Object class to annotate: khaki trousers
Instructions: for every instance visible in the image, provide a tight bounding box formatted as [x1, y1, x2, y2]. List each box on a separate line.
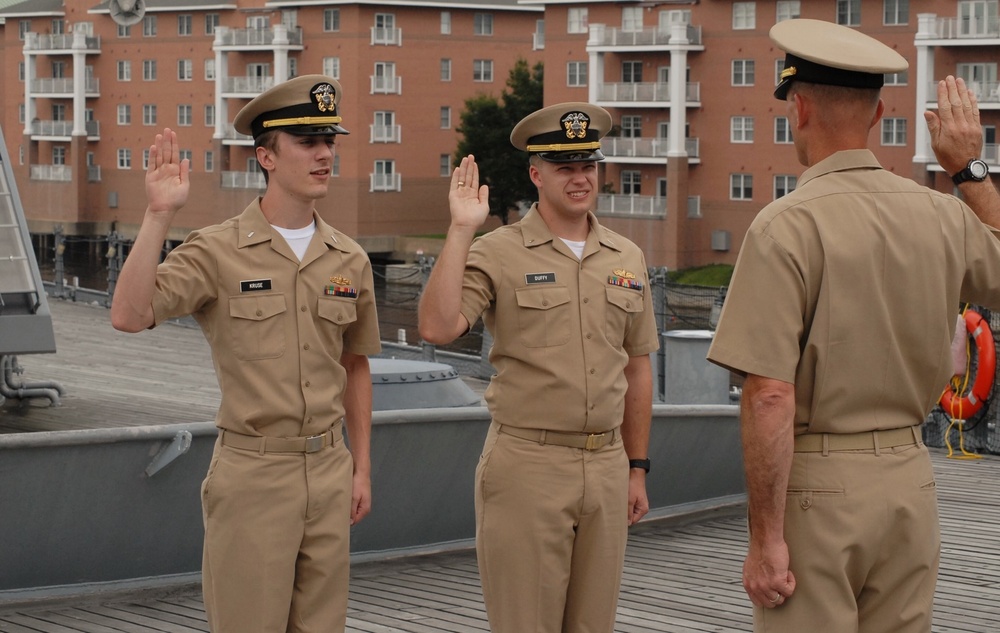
[475, 423, 629, 633]
[756, 443, 940, 633]
[201, 435, 354, 633]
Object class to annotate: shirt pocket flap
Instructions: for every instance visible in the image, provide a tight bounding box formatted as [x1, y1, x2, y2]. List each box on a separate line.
[515, 285, 571, 311]
[229, 294, 287, 321]
[318, 295, 359, 326]
[605, 286, 643, 313]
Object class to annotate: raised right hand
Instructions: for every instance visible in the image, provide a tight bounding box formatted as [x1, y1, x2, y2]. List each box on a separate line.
[145, 128, 190, 216]
[449, 155, 491, 230]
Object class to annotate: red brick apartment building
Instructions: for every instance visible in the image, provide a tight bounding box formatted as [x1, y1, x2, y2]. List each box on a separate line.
[0, 0, 996, 268]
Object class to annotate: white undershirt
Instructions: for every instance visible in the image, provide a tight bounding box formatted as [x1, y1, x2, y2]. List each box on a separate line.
[272, 221, 317, 261]
[560, 237, 586, 260]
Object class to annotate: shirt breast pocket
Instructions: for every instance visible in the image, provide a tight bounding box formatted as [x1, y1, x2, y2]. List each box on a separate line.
[318, 295, 359, 331]
[605, 286, 643, 347]
[228, 293, 287, 360]
[514, 285, 571, 348]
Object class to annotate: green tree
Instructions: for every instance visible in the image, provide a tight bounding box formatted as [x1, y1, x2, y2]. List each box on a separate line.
[455, 59, 543, 225]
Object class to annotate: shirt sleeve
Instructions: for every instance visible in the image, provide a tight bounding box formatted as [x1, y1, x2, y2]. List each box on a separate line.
[343, 255, 382, 356]
[458, 236, 498, 329]
[150, 230, 219, 326]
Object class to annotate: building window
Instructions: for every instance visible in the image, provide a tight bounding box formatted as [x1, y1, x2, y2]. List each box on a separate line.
[731, 116, 754, 143]
[323, 57, 341, 79]
[178, 59, 193, 81]
[324, 9, 340, 32]
[473, 59, 493, 82]
[622, 61, 643, 83]
[774, 117, 793, 143]
[474, 13, 494, 36]
[205, 13, 220, 35]
[18, 62, 24, 82]
[177, 105, 192, 126]
[178, 14, 192, 36]
[884, 71, 908, 86]
[440, 59, 452, 82]
[118, 148, 132, 169]
[143, 14, 157, 36]
[373, 111, 396, 142]
[143, 104, 157, 126]
[51, 103, 66, 121]
[143, 59, 157, 81]
[622, 170, 642, 195]
[204, 59, 215, 80]
[143, 149, 151, 170]
[733, 60, 755, 86]
[373, 62, 398, 93]
[373, 13, 396, 44]
[568, 8, 588, 34]
[883, 0, 908, 25]
[52, 61, 66, 78]
[117, 104, 131, 125]
[440, 154, 451, 177]
[373, 160, 397, 192]
[51, 19, 64, 34]
[622, 7, 643, 32]
[288, 58, 298, 79]
[441, 11, 451, 35]
[18, 104, 25, 124]
[622, 115, 642, 138]
[775, 59, 786, 85]
[179, 150, 193, 168]
[733, 2, 756, 29]
[881, 118, 906, 145]
[440, 106, 451, 129]
[18, 20, 30, 40]
[53, 146, 66, 166]
[117, 60, 131, 81]
[776, 1, 800, 22]
[774, 175, 797, 199]
[205, 151, 214, 172]
[567, 61, 587, 87]
[118, 23, 131, 38]
[837, 0, 861, 26]
[205, 105, 215, 126]
[731, 174, 753, 200]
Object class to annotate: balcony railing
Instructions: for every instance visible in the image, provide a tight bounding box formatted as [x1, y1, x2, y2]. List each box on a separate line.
[370, 172, 401, 192]
[937, 80, 1000, 103]
[596, 194, 666, 218]
[370, 124, 402, 143]
[222, 171, 266, 189]
[590, 25, 702, 47]
[24, 32, 100, 51]
[600, 137, 700, 159]
[30, 77, 100, 95]
[221, 124, 254, 143]
[371, 27, 402, 45]
[596, 82, 700, 103]
[216, 27, 303, 47]
[931, 16, 1000, 39]
[30, 120, 100, 137]
[371, 75, 402, 95]
[30, 164, 72, 181]
[221, 76, 275, 95]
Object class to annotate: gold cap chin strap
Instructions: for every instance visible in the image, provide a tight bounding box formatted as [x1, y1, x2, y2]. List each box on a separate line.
[526, 141, 602, 152]
[263, 115, 342, 128]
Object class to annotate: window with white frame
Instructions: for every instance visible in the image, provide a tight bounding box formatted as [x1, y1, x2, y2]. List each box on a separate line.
[143, 14, 157, 36]
[143, 149, 151, 170]
[18, 62, 24, 82]
[18, 20, 30, 40]
[622, 115, 642, 138]
[568, 8, 588, 34]
[440, 154, 451, 177]
[205, 151, 214, 172]
[323, 57, 340, 79]
[281, 10, 297, 30]
[373, 160, 397, 191]
[733, 60, 755, 86]
[143, 59, 157, 81]
[53, 146, 66, 166]
[837, 0, 861, 26]
[775, 117, 793, 143]
[177, 105, 192, 126]
[205, 105, 215, 126]
[884, 71, 907, 86]
[288, 58, 298, 79]
[441, 11, 451, 35]
[373, 111, 395, 142]
[178, 14, 192, 36]
[774, 175, 797, 199]
[731, 116, 754, 143]
[474, 59, 493, 82]
[441, 59, 452, 82]
[247, 16, 268, 29]
[332, 155, 341, 177]
[881, 118, 906, 145]
[884, 0, 908, 25]
[731, 173, 753, 200]
[118, 24, 131, 38]
[324, 9, 340, 32]
[775, 59, 786, 85]
[117, 104, 131, 125]
[622, 60, 642, 83]
[474, 13, 494, 35]
[622, 7, 643, 31]
[18, 104, 24, 124]
[373, 62, 397, 93]
[117, 60, 131, 81]
[733, 2, 756, 29]
[567, 61, 587, 87]
[179, 150, 192, 167]
[118, 148, 132, 169]
[143, 104, 157, 126]
[51, 19, 64, 34]
[205, 13, 220, 35]
[178, 59, 193, 81]
[776, 1, 800, 22]
[52, 61, 66, 78]
[204, 59, 215, 80]
[657, 178, 667, 198]
[622, 170, 642, 195]
[51, 103, 66, 121]
[374, 13, 396, 43]
[440, 106, 451, 129]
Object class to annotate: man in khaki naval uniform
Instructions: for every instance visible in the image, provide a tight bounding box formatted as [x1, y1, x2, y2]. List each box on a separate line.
[707, 20, 1000, 633]
[111, 75, 381, 632]
[418, 103, 659, 632]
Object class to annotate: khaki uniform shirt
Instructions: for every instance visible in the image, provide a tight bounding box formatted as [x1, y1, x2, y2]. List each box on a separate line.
[150, 198, 381, 438]
[708, 149, 1000, 435]
[460, 204, 659, 433]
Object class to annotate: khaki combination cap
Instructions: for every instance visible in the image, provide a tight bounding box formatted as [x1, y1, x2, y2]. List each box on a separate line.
[234, 74, 349, 138]
[770, 19, 908, 100]
[510, 102, 612, 162]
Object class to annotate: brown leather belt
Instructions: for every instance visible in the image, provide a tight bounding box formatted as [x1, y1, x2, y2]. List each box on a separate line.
[496, 423, 618, 451]
[220, 421, 342, 454]
[793, 426, 921, 453]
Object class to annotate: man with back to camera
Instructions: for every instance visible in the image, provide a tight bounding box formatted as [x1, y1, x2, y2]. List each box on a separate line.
[110, 75, 380, 632]
[418, 102, 659, 633]
[707, 20, 1000, 633]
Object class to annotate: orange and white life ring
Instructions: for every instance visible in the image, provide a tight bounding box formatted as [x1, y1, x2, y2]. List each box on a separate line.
[940, 309, 996, 419]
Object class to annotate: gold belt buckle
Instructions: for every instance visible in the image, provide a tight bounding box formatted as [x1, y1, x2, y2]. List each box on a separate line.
[585, 432, 605, 451]
[304, 434, 325, 453]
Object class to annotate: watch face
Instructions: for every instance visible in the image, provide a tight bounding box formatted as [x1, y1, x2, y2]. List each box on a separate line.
[971, 160, 989, 179]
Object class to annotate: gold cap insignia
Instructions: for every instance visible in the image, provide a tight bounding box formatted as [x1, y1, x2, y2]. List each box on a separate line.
[562, 112, 590, 140]
[313, 83, 337, 113]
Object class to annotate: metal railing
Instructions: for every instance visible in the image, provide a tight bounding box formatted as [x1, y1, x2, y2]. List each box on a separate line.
[596, 194, 666, 218]
[590, 24, 702, 47]
[371, 75, 402, 95]
[371, 27, 402, 45]
[370, 124, 402, 143]
[30, 77, 99, 94]
[29, 120, 100, 137]
[216, 26, 303, 47]
[370, 172, 402, 192]
[931, 16, 1000, 39]
[596, 82, 700, 103]
[29, 165, 72, 181]
[221, 171, 265, 189]
[221, 76, 274, 95]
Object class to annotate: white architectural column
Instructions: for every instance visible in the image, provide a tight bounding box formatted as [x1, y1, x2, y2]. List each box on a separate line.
[273, 25, 289, 84]
[587, 24, 605, 104]
[22, 35, 36, 136]
[913, 13, 938, 164]
[72, 29, 88, 137]
[213, 27, 227, 140]
[667, 23, 691, 157]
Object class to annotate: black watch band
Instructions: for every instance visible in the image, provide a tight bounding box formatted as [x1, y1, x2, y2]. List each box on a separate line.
[952, 159, 989, 186]
[629, 458, 650, 473]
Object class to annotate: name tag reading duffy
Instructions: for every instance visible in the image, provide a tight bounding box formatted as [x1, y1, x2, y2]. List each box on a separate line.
[525, 272, 556, 285]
